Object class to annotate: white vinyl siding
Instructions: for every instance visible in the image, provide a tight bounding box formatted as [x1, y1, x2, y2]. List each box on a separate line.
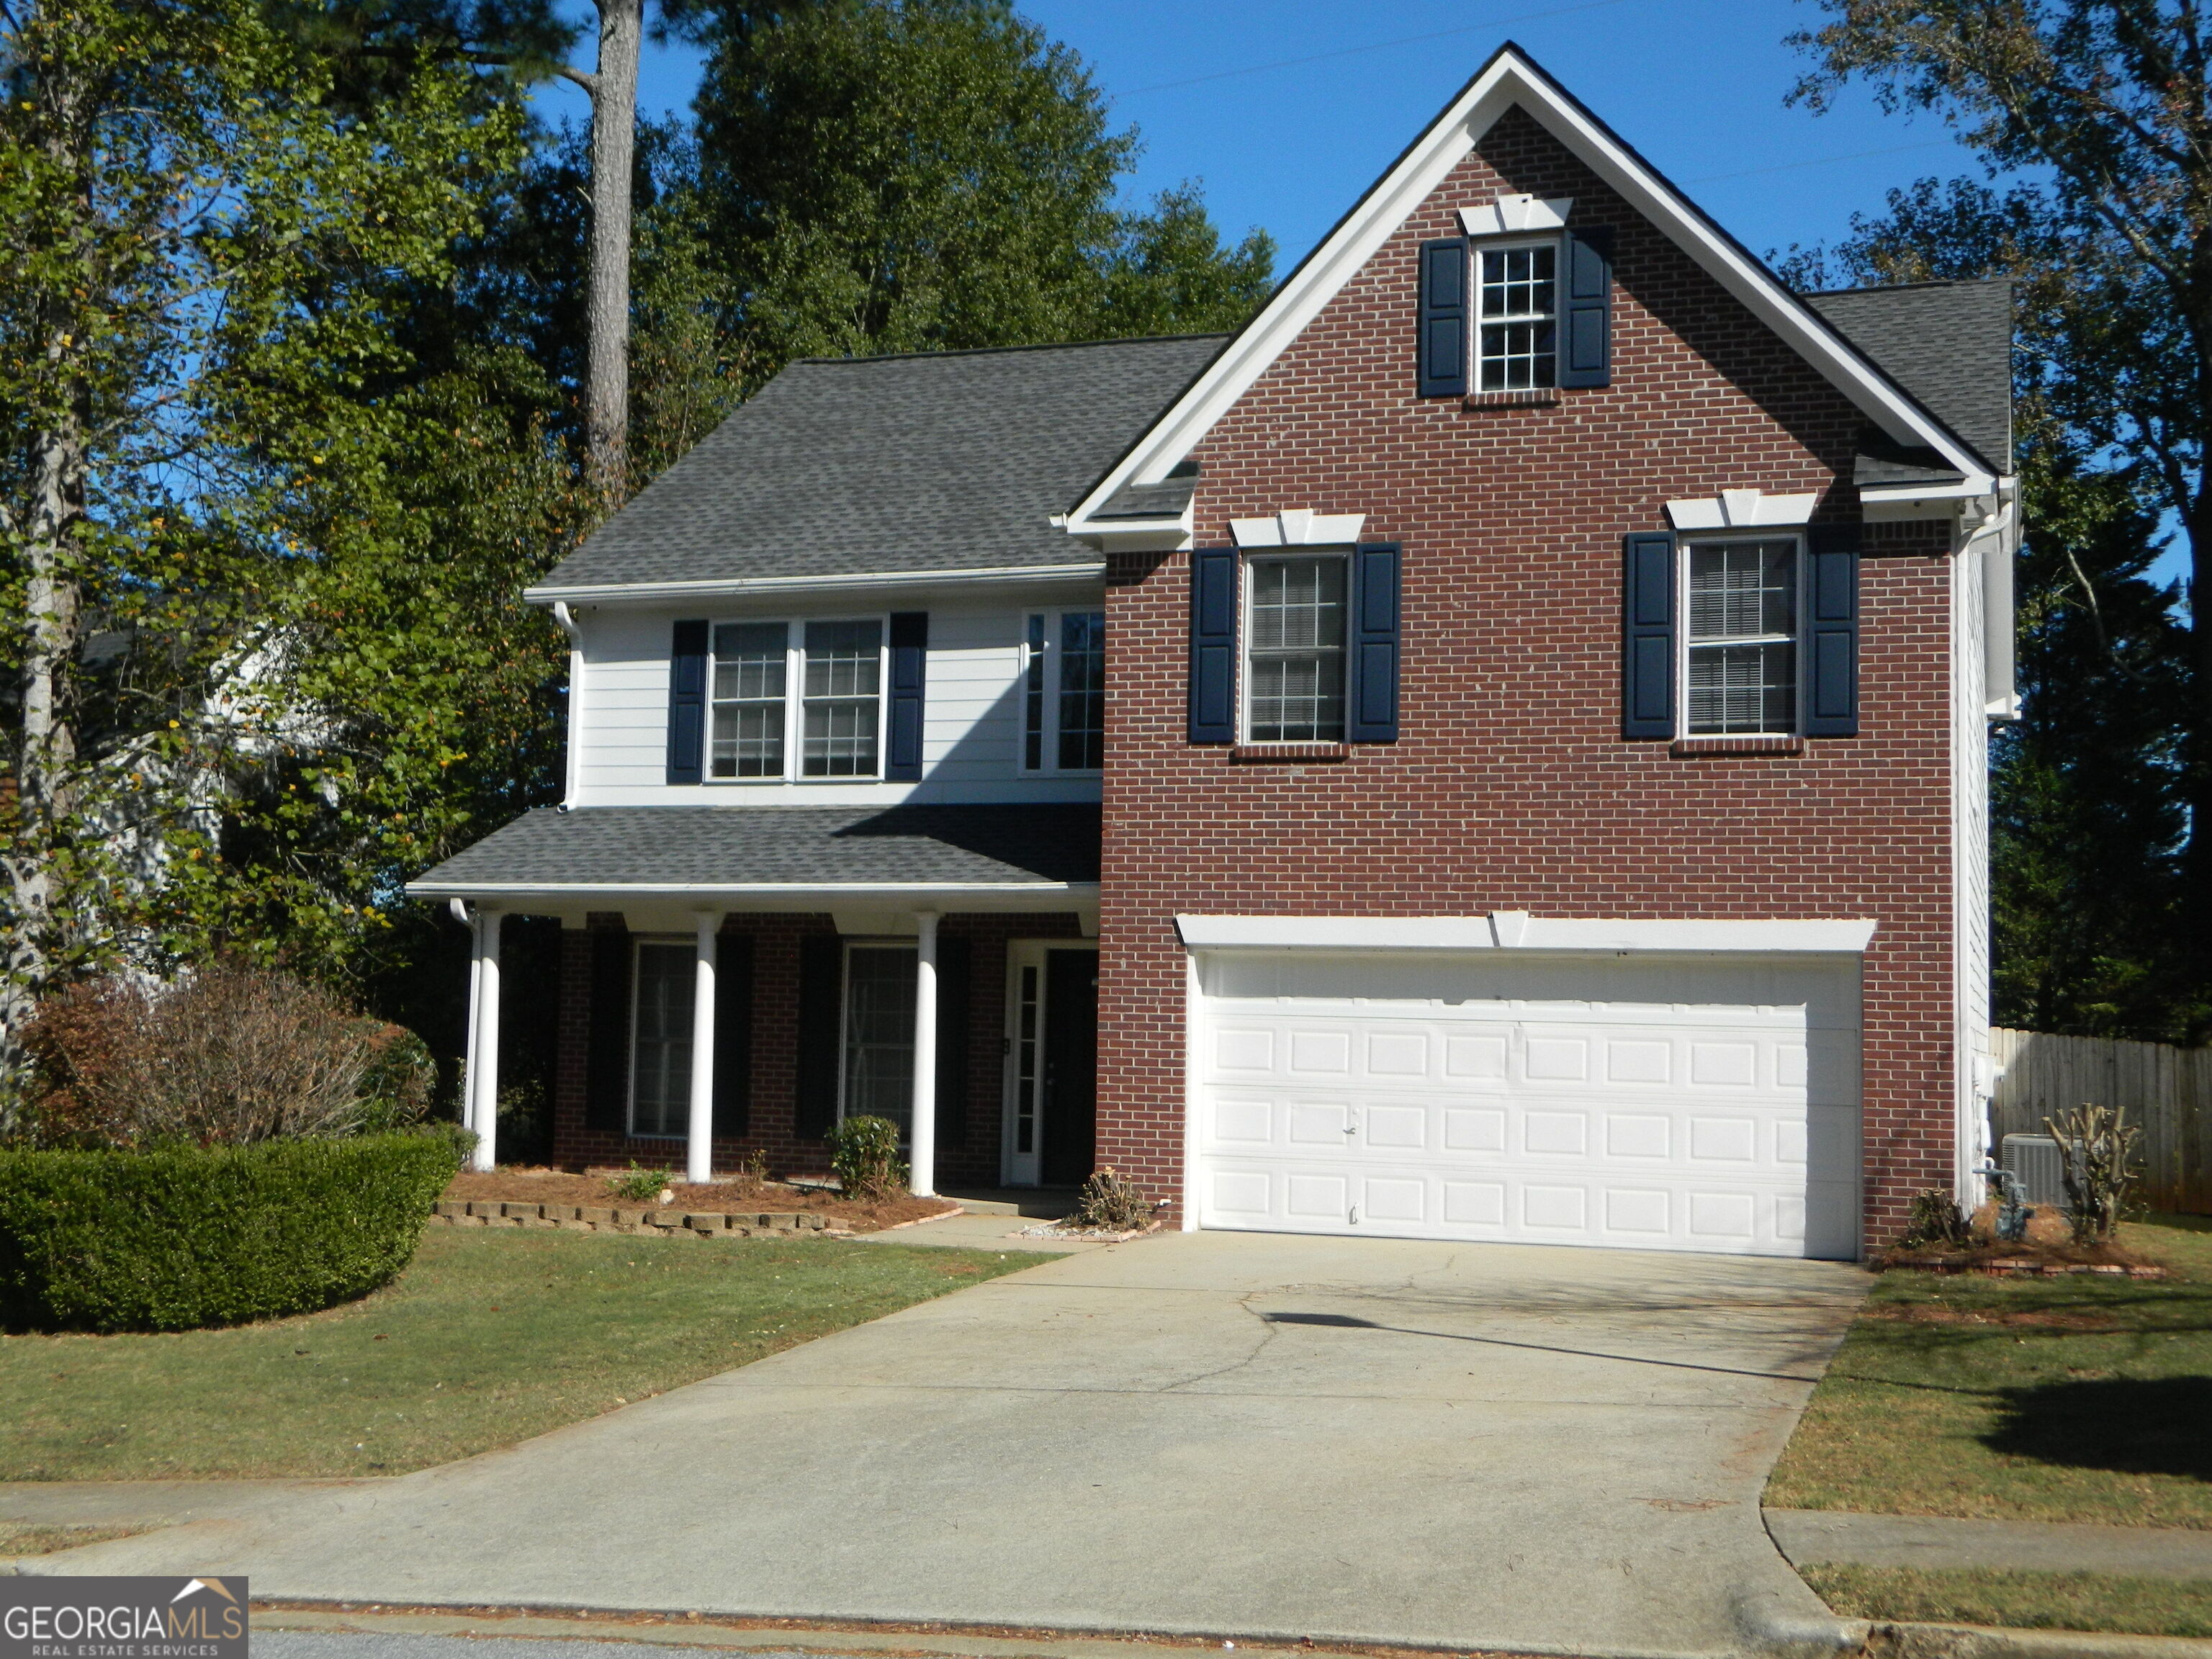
[567, 601, 1104, 806]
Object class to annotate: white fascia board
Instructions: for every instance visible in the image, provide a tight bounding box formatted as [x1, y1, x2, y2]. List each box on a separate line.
[1063, 48, 1990, 536]
[407, 876, 1097, 915]
[525, 562, 1106, 606]
[1175, 912, 1878, 955]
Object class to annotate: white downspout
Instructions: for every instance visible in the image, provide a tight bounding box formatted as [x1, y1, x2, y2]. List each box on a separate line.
[469, 909, 503, 1173]
[451, 898, 480, 1141]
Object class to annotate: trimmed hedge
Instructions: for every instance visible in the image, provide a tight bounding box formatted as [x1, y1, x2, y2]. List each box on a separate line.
[0, 1132, 463, 1332]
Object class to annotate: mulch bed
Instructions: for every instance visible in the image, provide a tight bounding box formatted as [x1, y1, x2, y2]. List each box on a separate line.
[1875, 1238, 2167, 1278]
[442, 1167, 958, 1233]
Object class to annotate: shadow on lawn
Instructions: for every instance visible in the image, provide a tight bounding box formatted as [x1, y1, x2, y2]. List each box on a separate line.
[1985, 1375, 2212, 1481]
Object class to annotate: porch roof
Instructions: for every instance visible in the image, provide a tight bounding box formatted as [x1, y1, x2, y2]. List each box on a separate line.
[406, 804, 1100, 907]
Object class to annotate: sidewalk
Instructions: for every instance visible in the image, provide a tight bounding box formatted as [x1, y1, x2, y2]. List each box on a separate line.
[1766, 1507, 2212, 1582]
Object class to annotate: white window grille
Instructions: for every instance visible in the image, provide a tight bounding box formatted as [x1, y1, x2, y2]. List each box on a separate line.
[1684, 537, 1801, 735]
[709, 621, 788, 778]
[1246, 554, 1346, 742]
[1477, 243, 1557, 391]
[802, 619, 882, 777]
[629, 940, 694, 1137]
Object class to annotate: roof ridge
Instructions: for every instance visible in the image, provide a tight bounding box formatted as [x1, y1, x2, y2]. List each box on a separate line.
[786, 332, 1233, 369]
[1803, 278, 2011, 298]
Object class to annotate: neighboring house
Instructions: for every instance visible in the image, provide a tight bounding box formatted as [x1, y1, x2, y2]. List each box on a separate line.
[410, 45, 2016, 1259]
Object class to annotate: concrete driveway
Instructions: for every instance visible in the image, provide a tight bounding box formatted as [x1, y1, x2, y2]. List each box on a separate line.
[40, 1231, 1868, 1659]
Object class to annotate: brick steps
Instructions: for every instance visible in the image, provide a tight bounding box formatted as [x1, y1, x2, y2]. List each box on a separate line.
[429, 1200, 843, 1238]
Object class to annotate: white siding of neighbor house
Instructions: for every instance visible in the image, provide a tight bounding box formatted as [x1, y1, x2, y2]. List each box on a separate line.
[1952, 513, 1998, 1206]
[567, 593, 1105, 808]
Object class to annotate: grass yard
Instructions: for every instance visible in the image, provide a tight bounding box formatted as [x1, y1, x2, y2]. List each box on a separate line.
[0, 1524, 147, 1556]
[1767, 1214, 2212, 1528]
[1801, 1564, 2212, 1640]
[0, 1228, 1045, 1481]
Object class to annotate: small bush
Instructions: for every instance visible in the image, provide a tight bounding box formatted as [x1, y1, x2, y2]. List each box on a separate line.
[606, 1163, 673, 1203]
[827, 1115, 906, 1199]
[1071, 1166, 1152, 1231]
[19, 959, 423, 1148]
[0, 1132, 462, 1332]
[1898, 1188, 1972, 1249]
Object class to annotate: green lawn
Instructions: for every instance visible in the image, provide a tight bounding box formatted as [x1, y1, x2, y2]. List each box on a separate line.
[1767, 1214, 2212, 1528]
[0, 1524, 147, 1556]
[0, 1228, 1045, 1481]
[1802, 1564, 2212, 1640]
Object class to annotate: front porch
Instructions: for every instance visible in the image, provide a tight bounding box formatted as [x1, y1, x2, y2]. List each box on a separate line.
[406, 804, 1103, 1192]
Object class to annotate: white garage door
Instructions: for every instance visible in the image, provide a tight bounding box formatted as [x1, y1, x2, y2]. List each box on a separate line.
[1193, 950, 1861, 1259]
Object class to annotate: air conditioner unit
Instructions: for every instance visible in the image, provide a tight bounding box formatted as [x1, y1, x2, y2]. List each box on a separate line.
[2001, 1134, 2069, 1208]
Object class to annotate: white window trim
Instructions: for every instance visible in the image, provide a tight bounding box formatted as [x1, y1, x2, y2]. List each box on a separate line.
[1238, 547, 1353, 746]
[1471, 234, 1563, 393]
[627, 934, 693, 1141]
[1019, 608, 1107, 775]
[1676, 531, 1807, 740]
[704, 613, 891, 786]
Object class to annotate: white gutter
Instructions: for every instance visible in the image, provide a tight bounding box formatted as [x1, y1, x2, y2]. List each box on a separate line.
[405, 878, 1099, 902]
[526, 561, 1107, 606]
[551, 601, 583, 809]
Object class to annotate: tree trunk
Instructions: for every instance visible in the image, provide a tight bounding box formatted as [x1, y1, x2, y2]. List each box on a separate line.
[583, 0, 642, 509]
[1, 68, 91, 1104]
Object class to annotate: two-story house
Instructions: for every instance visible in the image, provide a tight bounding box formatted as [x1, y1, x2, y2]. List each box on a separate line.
[411, 45, 2016, 1259]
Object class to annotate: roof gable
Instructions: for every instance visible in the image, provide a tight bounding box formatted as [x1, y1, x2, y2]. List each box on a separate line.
[1065, 45, 2002, 536]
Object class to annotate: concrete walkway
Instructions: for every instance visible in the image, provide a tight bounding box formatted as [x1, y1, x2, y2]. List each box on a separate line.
[24, 1232, 1868, 1659]
[1766, 1508, 2212, 1581]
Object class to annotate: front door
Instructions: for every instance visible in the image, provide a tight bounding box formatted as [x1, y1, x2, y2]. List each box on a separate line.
[1003, 943, 1099, 1187]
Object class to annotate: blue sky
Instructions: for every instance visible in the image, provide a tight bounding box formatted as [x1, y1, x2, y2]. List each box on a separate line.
[537, 0, 1984, 279]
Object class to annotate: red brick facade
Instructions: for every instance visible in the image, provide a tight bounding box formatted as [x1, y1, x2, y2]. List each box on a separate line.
[1094, 108, 1965, 1251]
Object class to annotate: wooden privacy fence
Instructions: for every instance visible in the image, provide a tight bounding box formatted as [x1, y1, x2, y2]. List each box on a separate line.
[1990, 1028, 2212, 1215]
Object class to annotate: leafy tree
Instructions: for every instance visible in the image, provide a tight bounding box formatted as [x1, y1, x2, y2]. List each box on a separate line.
[0, 0, 526, 1092]
[1788, 1, 2212, 1032]
[674, 0, 1275, 382]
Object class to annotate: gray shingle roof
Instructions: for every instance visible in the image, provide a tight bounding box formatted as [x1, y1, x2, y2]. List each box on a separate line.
[1802, 280, 2013, 475]
[407, 804, 1101, 892]
[535, 336, 1226, 591]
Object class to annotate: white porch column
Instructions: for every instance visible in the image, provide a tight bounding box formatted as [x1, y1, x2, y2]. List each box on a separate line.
[467, 909, 502, 1172]
[454, 902, 482, 1141]
[687, 912, 720, 1184]
[910, 911, 940, 1198]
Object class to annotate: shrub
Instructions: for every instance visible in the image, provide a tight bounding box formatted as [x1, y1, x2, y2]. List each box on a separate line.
[19, 958, 419, 1148]
[1897, 1188, 1972, 1249]
[0, 1132, 462, 1332]
[1071, 1166, 1152, 1231]
[2044, 1101, 2141, 1243]
[827, 1115, 906, 1199]
[606, 1163, 673, 1202]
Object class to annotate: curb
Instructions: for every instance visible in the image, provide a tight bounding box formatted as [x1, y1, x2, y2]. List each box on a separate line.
[1735, 1586, 2212, 1659]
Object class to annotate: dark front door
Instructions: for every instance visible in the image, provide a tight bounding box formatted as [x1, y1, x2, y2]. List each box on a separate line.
[1040, 948, 1099, 1186]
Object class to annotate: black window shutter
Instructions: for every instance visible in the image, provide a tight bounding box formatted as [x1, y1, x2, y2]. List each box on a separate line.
[887, 611, 928, 781]
[714, 930, 753, 1138]
[934, 934, 971, 1149]
[1622, 531, 1676, 739]
[1804, 523, 1861, 737]
[1417, 237, 1469, 397]
[666, 619, 709, 785]
[585, 926, 632, 1133]
[1346, 543, 1401, 742]
[794, 933, 842, 1139]
[1188, 547, 1237, 742]
[1559, 228, 1613, 389]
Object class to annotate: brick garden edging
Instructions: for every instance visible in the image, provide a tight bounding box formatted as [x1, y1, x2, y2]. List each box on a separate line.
[430, 1200, 846, 1238]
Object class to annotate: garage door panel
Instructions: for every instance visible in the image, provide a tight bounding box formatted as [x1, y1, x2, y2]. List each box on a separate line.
[1194, 951, 1862, 1259]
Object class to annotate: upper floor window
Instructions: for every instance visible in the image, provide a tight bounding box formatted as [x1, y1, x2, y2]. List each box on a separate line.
[1022, 609, 1106, 773]
[706, 617, 884, 781]
[1245, 553, 1346, 742]
[1683, 536, 1799, 736]
[1478, 242, 1556, 391]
